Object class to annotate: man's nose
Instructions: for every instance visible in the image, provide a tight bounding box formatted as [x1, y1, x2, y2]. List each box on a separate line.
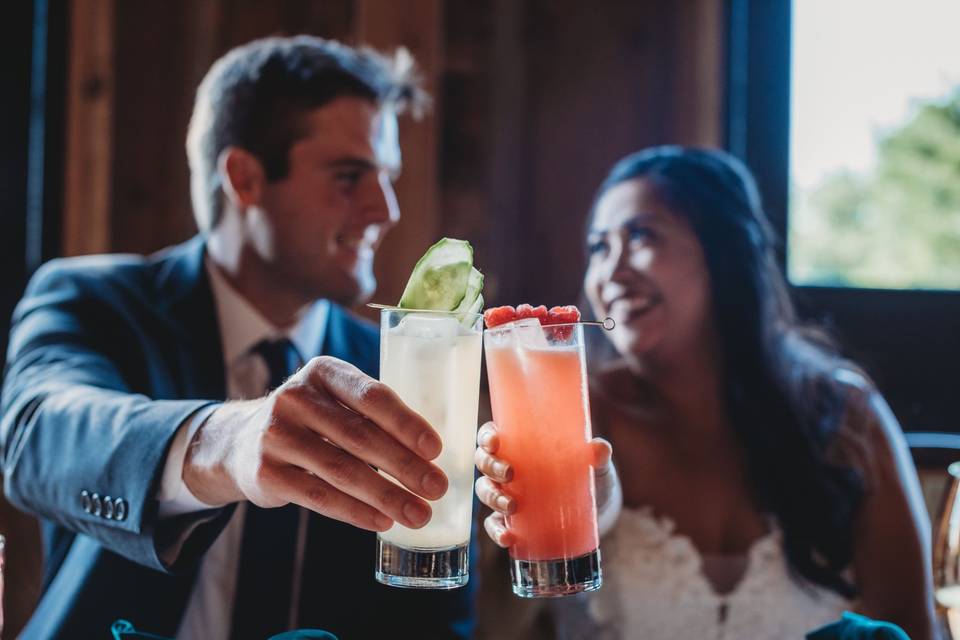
[361, 170, 401, 228]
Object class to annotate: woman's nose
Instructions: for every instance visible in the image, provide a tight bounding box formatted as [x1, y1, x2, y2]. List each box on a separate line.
[606, 237, 635, 283]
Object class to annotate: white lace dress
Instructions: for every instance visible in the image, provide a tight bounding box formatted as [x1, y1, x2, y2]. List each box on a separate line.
[551, 506, 852, 640]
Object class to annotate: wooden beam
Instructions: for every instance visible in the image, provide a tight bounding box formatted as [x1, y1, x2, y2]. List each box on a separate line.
[354, 0, 443, 312]
[687, 0, 725, 146]
[63, 0, 114, 256]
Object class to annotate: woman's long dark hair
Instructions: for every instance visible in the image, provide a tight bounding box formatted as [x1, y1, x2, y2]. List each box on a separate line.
[590, 146, 863, 598]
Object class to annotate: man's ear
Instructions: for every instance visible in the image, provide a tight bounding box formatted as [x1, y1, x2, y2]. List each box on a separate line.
[218, 147, 265, 209]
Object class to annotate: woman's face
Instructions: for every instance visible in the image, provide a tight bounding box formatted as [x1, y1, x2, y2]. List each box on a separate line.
[584, 178, 714, 362]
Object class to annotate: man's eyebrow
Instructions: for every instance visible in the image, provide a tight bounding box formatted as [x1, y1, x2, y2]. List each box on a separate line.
[326, 157, 401, 180]
[325, 157, 377, 171]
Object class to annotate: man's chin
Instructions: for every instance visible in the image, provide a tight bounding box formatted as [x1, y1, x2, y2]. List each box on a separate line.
[319, 275, 377, 307]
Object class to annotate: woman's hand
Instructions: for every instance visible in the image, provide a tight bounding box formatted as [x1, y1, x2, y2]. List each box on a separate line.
[473, 421, 615, 548]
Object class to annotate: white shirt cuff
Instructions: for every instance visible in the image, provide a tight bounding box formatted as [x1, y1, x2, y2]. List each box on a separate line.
[158, 404, 223, 517]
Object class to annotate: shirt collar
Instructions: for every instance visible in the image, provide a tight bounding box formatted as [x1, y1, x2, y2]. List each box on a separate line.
[204, 258, 329, 368]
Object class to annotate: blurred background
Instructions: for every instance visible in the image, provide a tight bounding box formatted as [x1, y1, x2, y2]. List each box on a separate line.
[1, 0, 958, 636]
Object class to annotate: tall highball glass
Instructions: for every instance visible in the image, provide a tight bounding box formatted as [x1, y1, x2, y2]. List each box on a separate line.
[484, 320, 602, 598]
[375, 309, 483, 589]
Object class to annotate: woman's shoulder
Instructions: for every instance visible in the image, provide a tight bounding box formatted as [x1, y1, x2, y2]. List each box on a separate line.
[588, 361, 662, 431]
[826, 367, 912, 493]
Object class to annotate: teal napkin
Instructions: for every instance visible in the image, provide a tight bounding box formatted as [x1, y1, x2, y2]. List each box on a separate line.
[806, 612, 910, 639]
[111, 620, 171, 639]
[111, 620, 338, 640]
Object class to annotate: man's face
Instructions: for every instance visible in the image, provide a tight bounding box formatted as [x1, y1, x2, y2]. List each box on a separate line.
[252, 96, 401, 306]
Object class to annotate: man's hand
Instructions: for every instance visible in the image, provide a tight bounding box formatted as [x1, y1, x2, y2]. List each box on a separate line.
[473, 421, 615, 548]
[183, 356, 448, 532]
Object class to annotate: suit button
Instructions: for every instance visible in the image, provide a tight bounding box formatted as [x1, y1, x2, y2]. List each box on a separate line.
[91, 493, 102, 517]
[114, 498, 127, 522]
[80, 490, 92, 514]
[103, 496, 114, 519]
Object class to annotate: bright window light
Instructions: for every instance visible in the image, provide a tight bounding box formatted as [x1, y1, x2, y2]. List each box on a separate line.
[789, 0, 960, 289]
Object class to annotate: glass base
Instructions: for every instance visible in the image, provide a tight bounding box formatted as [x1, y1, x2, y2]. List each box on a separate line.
[375, 538, 469, 589]
[510, 549, 602, 598]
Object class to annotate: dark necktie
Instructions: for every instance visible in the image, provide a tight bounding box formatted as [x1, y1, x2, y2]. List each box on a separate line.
[231, 338, 305, 639]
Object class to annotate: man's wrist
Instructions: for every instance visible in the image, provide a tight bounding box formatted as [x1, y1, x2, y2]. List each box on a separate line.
[158, 404, 224, 517]
[183, 402, 247, 506]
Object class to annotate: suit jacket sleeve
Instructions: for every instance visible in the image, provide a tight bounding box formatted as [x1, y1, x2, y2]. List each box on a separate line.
[1, 259, 227, 573]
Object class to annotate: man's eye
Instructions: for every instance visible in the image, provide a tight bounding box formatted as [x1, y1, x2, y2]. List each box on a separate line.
[334, 171, 363, 188]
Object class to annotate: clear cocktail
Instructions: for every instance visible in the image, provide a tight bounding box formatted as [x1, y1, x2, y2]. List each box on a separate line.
[376, 308, 483, 588]
[484, 320, 602, 597]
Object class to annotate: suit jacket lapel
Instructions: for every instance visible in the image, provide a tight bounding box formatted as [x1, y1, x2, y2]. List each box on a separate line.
[320, 303, 380, 378]
[155, 235, 227, 400]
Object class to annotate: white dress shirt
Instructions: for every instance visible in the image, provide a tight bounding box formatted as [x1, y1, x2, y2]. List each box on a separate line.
[157, 259, 329, 640]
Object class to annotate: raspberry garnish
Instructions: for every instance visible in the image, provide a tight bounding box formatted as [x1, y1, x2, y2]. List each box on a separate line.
[544, 305, 581, 341]
[516, 303, 549, 324]
[483, 305, 518, 328]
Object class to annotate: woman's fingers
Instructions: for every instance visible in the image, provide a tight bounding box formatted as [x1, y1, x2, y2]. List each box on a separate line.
[590, 437, 613, 473]
[474, 446, 513, 483]
[477, 421, 500, 454]
[475, 476, 515, 515]
[484, 512, 515, 548]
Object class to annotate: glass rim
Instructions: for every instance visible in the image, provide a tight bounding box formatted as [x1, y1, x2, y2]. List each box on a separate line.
[483, 321, 586, 332]
[370, 304, 483, 319]
[949, 461, 960, 479]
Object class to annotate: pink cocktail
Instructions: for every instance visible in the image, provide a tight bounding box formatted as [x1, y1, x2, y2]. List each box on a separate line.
[484, 321, 602, 597]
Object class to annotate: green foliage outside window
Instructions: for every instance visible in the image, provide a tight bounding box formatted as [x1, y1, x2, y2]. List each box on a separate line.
[790, 90, 960, 289]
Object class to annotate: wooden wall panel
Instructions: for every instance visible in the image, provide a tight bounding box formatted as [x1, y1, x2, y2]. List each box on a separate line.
[62, 0, 114, 257]
[110, 1, 202, 255]
[436, 0, 726, 310]
[517, 0, 725, 307]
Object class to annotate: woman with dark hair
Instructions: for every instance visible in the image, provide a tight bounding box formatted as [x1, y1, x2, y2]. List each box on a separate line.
[475, 146, 935, 638]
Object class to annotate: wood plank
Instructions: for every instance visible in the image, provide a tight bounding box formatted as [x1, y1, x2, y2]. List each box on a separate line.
[354, 0, 444, 313]
[110, 0, 198, 254]
[485, 0, 527, 304]
[671, 0, 725, 146]
[692, 0, 725, 146]
[62, 0, 114, 256]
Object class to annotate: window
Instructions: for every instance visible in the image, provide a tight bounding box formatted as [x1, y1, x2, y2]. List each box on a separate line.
[789, 0, 960, 290]
[727, 0, 960, 432]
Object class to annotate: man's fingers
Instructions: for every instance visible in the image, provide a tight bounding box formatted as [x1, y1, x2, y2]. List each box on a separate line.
[475, 476, 515, 515]
[266, 464, 394, 532]
[276, 382, 448, 501]
[590, 437, 613, 472]
[265, 427, 433, 529]
[477, 422, 500, 454]
[484, 512, 514, 548]
[306, 357, 442, 459]
[474, 446, 512, 483]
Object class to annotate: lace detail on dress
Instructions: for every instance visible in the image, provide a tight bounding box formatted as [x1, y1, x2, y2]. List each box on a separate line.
[551, 507, 852, 640]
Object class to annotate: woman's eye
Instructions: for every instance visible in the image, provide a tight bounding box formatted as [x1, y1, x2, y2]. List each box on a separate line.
[587, 239, 609, 256]
[628, 227, 655, 243]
